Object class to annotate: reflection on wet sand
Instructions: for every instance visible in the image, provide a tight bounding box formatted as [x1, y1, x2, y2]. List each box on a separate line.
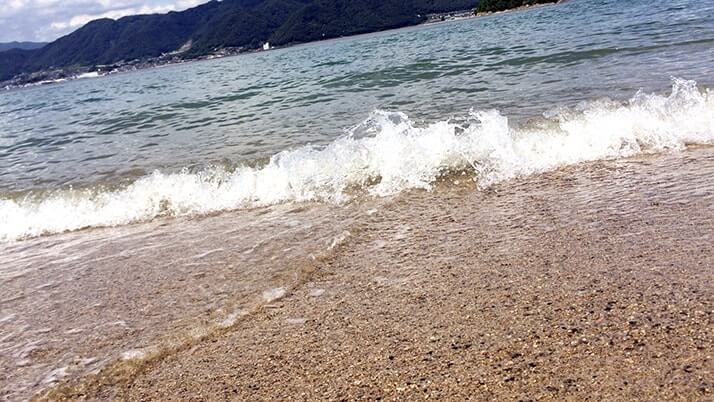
[2, 147, 711, 400]
[0, 202, 356, 400]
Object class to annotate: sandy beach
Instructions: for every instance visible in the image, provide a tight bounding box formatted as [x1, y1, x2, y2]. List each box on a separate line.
[2, 0, 713, 399]
[37, 147, 713, 401]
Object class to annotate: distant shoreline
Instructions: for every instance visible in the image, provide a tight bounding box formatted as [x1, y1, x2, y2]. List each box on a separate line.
[2, 2, 563, 92]
[475, 0, 561, 17]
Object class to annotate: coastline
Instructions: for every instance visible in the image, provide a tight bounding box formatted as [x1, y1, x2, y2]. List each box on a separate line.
[1, 1, 566, 92]
[3, 0, 712, 398]
[474, 1, 561, 17]
[40, 147, 714, 401]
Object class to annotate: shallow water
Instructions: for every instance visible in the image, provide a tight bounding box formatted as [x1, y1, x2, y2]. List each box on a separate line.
[1, 0, 714, 399]
[4, 143, 713, 401]
[1, 0, 714, 241]
[0, 201, 361, 399]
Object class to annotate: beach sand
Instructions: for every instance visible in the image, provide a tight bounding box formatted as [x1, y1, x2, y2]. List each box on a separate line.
[40, 147, 714, 401]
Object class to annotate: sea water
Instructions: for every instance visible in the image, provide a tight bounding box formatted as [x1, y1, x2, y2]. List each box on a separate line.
[1, 0, 714, 399]
[1, 0, 713, 240]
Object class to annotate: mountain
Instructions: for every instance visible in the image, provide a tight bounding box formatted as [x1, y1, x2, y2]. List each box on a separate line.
[477, 0, 556, 13]
[0, 42, 47, 52]
[0, 0, 479, 83]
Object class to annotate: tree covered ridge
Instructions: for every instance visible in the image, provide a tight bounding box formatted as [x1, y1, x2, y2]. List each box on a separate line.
[477, 0, 557, 13]
[0, 42, 47, 52]
[0, 0, 479, 83]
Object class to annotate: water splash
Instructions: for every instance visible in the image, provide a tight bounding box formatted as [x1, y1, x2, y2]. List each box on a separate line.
[1, 79, 712, 241]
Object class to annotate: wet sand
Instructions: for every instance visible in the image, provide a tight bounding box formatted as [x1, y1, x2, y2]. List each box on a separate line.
[0, 203, 356, 400]
[39, 147, 713, 401]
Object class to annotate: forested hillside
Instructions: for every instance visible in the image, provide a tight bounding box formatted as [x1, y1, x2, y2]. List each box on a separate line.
[0, 0, 479, 82]
[477, 0, 557, 13]
[0, 42, 47, 52]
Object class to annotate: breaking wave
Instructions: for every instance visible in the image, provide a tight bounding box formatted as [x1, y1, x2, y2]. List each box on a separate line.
[1, 78, 713, 241]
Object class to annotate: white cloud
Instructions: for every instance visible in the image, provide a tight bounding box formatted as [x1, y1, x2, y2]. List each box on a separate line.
[0, 0, 207, 42]
[49, 5, 176, 31]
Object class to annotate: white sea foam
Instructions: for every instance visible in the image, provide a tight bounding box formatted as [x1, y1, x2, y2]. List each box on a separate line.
[42, 366, 68, 384]
[262, 287, 287, 302]
[1, 79, 713, 241]
[120, 349, 147, 361]
[217, 311, 242, 328]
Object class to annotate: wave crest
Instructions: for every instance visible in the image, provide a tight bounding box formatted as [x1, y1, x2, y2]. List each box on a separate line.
[2, 78, 713, 241]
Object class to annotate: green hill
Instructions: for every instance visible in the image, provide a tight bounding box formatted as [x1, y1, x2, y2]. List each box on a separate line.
[0, 42, 47, 52]
[477, 0, 557, 13]
[0, 0, 480, 83]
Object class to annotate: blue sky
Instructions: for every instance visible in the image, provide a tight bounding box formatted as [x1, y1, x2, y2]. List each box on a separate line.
[0, 0, 207, 42]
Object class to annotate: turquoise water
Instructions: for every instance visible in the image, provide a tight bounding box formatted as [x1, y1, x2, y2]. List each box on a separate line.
[1, 0, 714, 240]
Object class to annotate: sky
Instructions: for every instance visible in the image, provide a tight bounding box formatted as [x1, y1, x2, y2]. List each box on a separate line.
[0, 0, 207, 42]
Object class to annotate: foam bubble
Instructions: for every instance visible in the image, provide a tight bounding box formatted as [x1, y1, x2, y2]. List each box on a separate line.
[216, 311, 242, 328]
[329, 231, 351, 250]
[308, 288, 325, 297]
[262, 287, 287, 302]
[42, 367, 68, 384]
[120, 349, 146, 361]
[1, 78, 712, 241]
